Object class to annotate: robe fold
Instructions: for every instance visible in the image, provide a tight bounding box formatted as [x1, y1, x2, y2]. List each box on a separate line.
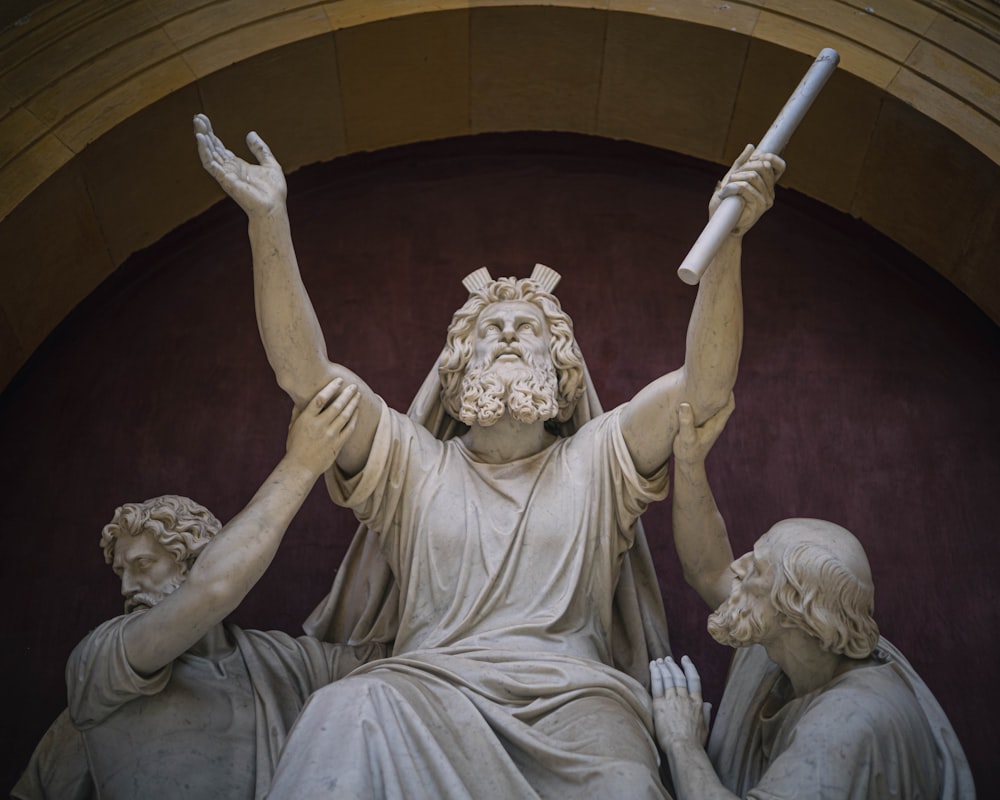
[707, 640, 975, 800]
[64, 613, 379, 799]
[268, 402, 672, 799]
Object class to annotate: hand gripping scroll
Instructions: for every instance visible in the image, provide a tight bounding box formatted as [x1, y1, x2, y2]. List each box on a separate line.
[677, 48, 840, 286]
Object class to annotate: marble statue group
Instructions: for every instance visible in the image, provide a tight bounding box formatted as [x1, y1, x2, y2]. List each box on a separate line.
[12, 113, 974, 799]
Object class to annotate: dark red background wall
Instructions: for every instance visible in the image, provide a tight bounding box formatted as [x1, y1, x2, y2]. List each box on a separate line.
[3, 133, 997, 793]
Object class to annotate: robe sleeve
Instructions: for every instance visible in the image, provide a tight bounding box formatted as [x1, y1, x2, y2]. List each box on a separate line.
[570, 405, 670, 550]
[11, 709, 94, 800]
[326, 400, 442, 552]
[66, 613, 171, 729]
[747, 667, 942, 800]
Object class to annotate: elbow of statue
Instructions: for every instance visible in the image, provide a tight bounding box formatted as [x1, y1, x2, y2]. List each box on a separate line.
[679, 384, 736, 427]
[680, 397, 723, 428]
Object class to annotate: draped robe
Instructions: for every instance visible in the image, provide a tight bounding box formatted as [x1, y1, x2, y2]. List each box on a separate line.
[64, 613, 379, 799]
[267, 401, 672, 799]
[707, 640, 975, 800]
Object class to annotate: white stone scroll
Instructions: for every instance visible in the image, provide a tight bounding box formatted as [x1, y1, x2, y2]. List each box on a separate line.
[677, 48, 841, 285]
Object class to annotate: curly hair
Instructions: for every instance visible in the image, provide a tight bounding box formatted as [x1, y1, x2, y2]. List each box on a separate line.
[439, 277, 585, 423]
[100, 495, 221, 569]
[766, 522, 880, 659]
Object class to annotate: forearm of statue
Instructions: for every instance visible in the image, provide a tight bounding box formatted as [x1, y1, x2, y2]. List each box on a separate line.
[681, 146, 785, 425]
[620, 242, 741, 475]
[620, 149, 781, 475]
[679, 234, 743, 424]
[248, 208, 338, 406]
[193, 112, 379, 448]
[194, 114, 329, 397]
[247, 211, 379, 474]
[672, 400, 735, 610]
[620, 239, 741, 475]
[122, 380, 359, 676]
[662, 740, 740, 800]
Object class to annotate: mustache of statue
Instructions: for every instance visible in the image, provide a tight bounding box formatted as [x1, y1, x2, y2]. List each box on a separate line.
[458, 343, 560, 427]
[707, 581, 773, 648]
[124, 574, 186, 614]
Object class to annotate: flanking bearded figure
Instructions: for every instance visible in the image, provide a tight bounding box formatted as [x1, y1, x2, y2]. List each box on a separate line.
[194, 112, 784, 798]
[651, 400, 974, 800]
[14, 379, 383, 800]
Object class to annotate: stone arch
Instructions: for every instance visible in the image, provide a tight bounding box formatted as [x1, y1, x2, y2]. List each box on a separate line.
[1, 0, 998, 388]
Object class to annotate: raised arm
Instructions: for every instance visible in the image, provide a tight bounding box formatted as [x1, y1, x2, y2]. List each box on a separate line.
[621, 147, 784, 476]
[194, 114, 377, 473]
[122, 379, 358, 675]
[652, 411, 738, 790]
[671, 399, 736, 610]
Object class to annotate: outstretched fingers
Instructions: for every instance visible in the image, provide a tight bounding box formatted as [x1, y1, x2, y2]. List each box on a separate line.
[680, 655, 703, 704]
[651, 655, 702, 700]
[650, 659, 668, 698]
[650, 655, 710, 750]
[651, 657, 690, 695]
[246, 131, 279, 169]
[663, 657, 688, 695]
[194, 115, 239, 183]
[194, 130, 221, 175]
[192, 113, 213, 138]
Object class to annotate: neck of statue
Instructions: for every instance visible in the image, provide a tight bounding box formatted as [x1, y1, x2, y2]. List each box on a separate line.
[188, 622, 234, 661]
[461, 414, 556, 463]
[763, 630, 856, 698]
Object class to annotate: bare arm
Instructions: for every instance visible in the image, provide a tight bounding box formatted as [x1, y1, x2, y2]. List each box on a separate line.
[621, 147, 784, 476]
[122, 379, 358, 675]
[671, 400, 735, 610]
[194, 114, 378, 473]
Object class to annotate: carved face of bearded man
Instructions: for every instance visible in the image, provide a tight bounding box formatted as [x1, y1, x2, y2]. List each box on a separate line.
[101, 494, 220, 614]
[439, 277, 586, 427]
[707, 544, 781, 648]
[458, 300, 560, 427]
[112, 529, 189, 614]
[707, 520, 881, 659]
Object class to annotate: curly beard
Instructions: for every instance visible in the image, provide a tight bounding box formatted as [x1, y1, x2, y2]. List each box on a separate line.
[457, 346, 559, 427]
[707, 584, 773, 648]
[125, 573, 186, 614]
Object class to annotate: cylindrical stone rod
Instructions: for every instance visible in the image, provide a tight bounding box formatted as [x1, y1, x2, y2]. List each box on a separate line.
[677, 48, 841, 286]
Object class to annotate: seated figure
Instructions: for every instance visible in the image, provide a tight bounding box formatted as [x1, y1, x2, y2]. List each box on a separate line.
[192, 109, 786, 799]
[15, 379, 382, 800]
[651, 399, 974, 800]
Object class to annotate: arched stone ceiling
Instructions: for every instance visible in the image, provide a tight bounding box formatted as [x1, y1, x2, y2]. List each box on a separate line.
[1, 0, 998, 390]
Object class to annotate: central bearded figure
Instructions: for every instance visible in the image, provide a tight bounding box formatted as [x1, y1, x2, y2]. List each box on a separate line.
[194, 113, 784, 799]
